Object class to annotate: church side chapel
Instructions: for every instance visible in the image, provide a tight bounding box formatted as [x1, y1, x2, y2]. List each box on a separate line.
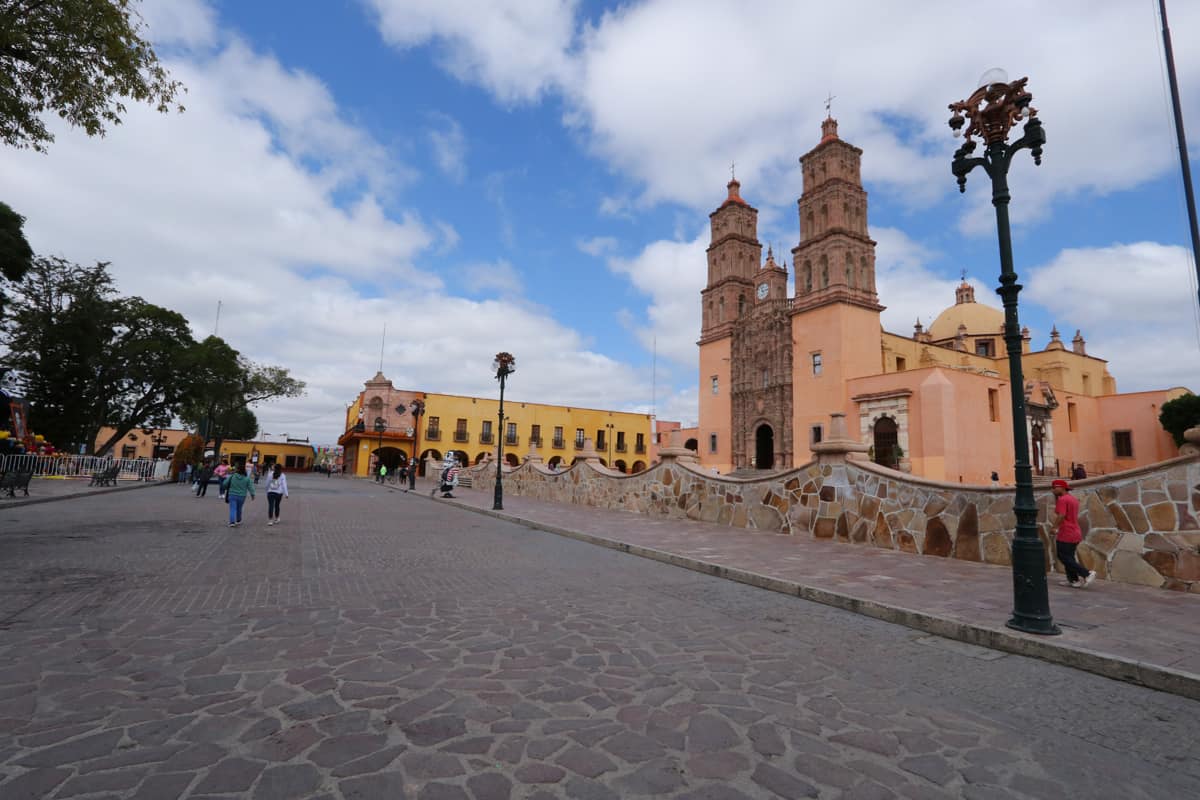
[697, 116, 1186, 483]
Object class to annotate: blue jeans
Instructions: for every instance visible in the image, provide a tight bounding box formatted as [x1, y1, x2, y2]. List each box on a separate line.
[228, 494, 246, 524]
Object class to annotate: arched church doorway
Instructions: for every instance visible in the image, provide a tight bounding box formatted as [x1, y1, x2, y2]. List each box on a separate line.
[1031, 422, 1045, 474]
[684, 438, 698, 452]
[755, 424, 775, 470]
[873, 417, 898, 467]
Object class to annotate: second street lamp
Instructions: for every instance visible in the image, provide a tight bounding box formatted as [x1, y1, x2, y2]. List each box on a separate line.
[374, 417, 386, 482]
[948, 70, 1058, 636]
[493, 352, 516, 510]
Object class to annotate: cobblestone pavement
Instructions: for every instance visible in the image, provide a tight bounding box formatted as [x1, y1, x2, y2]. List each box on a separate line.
[0, 476, 1197, 799]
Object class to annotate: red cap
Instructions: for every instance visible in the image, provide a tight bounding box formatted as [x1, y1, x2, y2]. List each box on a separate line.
[1051, 479, 1069, 490]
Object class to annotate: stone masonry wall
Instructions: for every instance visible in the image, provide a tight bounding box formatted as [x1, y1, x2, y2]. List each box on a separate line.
[466, 450, 1200, 592]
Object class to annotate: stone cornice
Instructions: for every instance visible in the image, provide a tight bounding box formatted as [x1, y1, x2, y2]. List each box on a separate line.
[851, 389, 914, 403]
[792, 228, 876, 251]
[789, 288, 884, 315]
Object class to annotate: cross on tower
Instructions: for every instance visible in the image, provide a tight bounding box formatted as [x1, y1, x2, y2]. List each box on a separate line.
[730, 161, 736, 181]
[824, 92, 836, 117]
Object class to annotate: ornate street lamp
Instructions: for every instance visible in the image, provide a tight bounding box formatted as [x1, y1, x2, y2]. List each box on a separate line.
[493, 352, 516, 510]
[408, 399, 425, 485]
[949, 70, 1058, 635]
[605, 422, 614, 466]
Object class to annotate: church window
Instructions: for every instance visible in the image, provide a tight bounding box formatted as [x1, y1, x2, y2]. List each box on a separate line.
[975, 338, 995, 357]
[709, 433, 718, 453]
[812, 353, 823, 376]
[811, 425, 823, 444]
[1113, 430, 1133, 459]
[762, 369, 769, 388]
[1082, 373, 1091, 394]
[819, 203, 828, 233]
[820, 256, 829, 288]
[803, 262, 812, 293]
[896, 356, 906, 371]
[718, 296, 725, 321]
[1068, 402, 1077, 432]
[860, 256, 869, 289]
[845, 256, 855, 288]
[988, 389, 999, 422]
[711, 376, 719, 395]
[738, 294, 746, 317]
[805, 211, 814, 239]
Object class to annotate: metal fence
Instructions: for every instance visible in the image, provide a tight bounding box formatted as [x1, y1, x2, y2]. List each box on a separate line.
[0, 454, 170, 480]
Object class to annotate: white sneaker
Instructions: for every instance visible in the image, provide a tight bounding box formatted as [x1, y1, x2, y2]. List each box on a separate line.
[1084, 571, 1096, 586]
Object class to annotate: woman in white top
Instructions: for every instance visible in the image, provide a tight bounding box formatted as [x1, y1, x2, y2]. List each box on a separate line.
[265, 464, 289, 526]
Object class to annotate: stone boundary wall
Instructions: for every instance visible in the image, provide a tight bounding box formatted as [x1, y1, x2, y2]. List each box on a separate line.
[465, 443, 1200, 592]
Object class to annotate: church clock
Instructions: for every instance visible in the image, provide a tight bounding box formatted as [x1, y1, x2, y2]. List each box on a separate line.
[757, 282, 769, 300]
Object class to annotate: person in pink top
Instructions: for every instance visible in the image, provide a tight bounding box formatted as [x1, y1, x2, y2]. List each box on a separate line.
[1051, 479, 1094, 588]
[214, 459, 231, 499]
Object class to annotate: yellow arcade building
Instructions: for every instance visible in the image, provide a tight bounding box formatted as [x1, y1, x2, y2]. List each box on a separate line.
[338, 372, 656, 478]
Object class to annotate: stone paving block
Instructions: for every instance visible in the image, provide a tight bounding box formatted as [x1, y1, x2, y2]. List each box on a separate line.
[339, 770, 409, 799]
[194, 757, 264, 793]
[0, 767, 71, 800]
[253, 763, 322, 799]
[129, 771, 196, 799]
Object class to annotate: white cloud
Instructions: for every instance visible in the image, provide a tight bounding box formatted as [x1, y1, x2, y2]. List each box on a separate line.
[577, 236, 618, 256]
[139, 0, 219, 50]
[1026, 242, 1200, 392]
[427, 112, 468, 183]
[0, 17, 655, 445]
[871, 227, 988, 335]
[461, 260, 524, 296]
[606, 232, 708, 366]
[362, 0, 579, 103]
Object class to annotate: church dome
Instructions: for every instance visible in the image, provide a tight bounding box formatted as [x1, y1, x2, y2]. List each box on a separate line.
[928, 281, 1005, 340]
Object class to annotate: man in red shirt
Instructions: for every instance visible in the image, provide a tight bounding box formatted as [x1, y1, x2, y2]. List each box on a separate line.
[1051, 479, 1094, 588]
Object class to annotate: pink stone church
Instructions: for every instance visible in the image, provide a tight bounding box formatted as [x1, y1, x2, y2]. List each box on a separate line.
[696, 117, 1188, 483]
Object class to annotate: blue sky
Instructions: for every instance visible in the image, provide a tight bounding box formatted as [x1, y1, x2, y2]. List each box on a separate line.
[3, 0, 1199, 445]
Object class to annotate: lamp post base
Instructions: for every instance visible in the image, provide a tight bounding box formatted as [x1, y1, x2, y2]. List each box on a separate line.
[1005, 536, 1061, 636]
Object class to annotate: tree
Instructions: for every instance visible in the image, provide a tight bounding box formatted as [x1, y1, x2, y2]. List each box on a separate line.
[0, 0, 184, 152]
[0, 202, 33, 312]
[179, 336, 304, 456]
[170, 432, 204, 479]
[1159, 393, 1200, 447]
[1, 256, 196, 453]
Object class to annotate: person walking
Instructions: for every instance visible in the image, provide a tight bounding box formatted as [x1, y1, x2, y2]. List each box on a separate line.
[1051, 479, 1094, 588]
[408, 457, 417, 491]
[264, 464, 289, 526]
[195, 461, 213, 498]
[376, 462, 387, 484]
[225, 463, 255, 527]
[214, 459, 231, 499]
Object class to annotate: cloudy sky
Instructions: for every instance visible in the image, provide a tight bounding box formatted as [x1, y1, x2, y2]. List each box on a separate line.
[4, 0, 1199, 445]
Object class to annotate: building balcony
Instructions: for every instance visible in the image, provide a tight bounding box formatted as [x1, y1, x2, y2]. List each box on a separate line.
[574, 441, 585, 451]
[425, 429, 441, 441]
[529, 436, 542, 447]
[615, 443, 627, 453]
[453, 431, 469, 443]
[552, 438, 565, 449]
[635, 444, 646, 454]
[479, 433, 494, 445]
[505, 435, 519, 446]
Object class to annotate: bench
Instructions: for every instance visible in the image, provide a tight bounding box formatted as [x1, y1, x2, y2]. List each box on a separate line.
[0, 470, 33, 497]
[89, 465, 120, 487]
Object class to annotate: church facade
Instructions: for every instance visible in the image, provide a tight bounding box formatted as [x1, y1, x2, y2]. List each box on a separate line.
[697, 118, 1187, 483]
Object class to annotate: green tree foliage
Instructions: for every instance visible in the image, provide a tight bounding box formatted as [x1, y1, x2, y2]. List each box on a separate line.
[0, 202, 33, 312]
[2, 256, 195, 453]
[0, 0, 184, 152]
[1159, 393, 1200, 447]
[179, 336, 304, 456]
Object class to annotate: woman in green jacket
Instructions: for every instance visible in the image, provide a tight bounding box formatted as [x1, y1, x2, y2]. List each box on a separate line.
[226, 464, 256, 527]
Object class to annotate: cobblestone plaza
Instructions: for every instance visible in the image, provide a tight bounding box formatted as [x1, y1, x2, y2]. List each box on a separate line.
[0, 477, 1197, 798]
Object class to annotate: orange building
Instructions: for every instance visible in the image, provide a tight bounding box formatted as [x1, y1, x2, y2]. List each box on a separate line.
[696, 117, 1188, 483]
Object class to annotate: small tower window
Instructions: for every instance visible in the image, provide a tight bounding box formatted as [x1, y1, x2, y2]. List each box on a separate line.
[812, 353, 823, 376]
[738, 294, 746, 317]
[762, 369, 769, 389]
[718, 296, 725, 322]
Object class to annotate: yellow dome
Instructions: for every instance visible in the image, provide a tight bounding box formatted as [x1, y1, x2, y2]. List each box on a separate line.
[928, 299, 1004, 340]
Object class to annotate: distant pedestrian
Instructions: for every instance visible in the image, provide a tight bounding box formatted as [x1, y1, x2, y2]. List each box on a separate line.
[180, 462, 192, 484]
[377, 463, 387, 484]
[195, 462, 213, 498]
[264, 464, 289, 526]
[1051, 479, 1093, 588]
[225, 463, 255, 527]
[214, 459, 231, 499]
[1071, 463, 1087, 480]
[408, 457, 417, 490]
[398, 462, 409, 491]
